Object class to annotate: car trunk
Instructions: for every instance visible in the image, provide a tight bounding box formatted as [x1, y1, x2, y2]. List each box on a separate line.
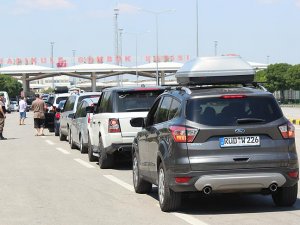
[185, 94, 291, 171]
[118, 112, 148, 137]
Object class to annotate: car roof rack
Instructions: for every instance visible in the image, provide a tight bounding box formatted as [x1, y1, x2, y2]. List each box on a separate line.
[175, 56, 255, 86]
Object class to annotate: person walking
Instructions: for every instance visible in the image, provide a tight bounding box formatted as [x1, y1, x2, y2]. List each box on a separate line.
[31, 94, 47, 136]
[0, 93, 7, 140]
[18, 96, 27, 125]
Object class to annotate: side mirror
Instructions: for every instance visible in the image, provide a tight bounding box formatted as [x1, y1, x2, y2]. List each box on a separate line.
[86, 106, 94, 114]
[68, 113, 75, 119]
[56, 107, 61, 113]
[130, 117, 145, 128]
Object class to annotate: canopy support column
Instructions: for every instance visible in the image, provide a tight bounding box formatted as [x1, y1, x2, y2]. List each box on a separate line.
[91, 72, 97, 92]
[161, 71, 165, 85]
[22, 74, 30, 97]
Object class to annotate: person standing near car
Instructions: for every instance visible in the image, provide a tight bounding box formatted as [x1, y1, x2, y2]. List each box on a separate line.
[31, 94, 46, 136]
[0, 93, 7, 140]
[18, 96, 27, 125]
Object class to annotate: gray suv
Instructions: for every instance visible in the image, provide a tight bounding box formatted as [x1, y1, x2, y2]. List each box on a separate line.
[131, 85, 299, 212]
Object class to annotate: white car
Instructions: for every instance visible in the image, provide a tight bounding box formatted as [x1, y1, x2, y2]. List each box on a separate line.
[10, 101, 19, 111]
[88, 86, 165, 169]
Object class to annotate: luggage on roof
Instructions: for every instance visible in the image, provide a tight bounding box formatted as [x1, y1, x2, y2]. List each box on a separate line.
[175, 56, 255, 85]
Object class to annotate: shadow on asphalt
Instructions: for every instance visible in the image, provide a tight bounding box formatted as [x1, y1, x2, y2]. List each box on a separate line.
[147, 187, 300, 214]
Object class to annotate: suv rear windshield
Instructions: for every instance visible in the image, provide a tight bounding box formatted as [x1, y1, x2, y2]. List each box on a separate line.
[116, 90, 163, 112]
[186, 96, 283, 126]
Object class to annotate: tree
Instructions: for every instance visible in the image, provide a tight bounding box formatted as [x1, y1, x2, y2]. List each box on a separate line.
[286, 64, 300, 90]
[254, 69, 267, 83]
[0, 74, 23, 98]
[42, 87, 55, 94]
[263, 63, 292, 102]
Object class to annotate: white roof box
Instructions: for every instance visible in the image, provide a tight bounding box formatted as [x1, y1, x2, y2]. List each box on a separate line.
[175, 56, 255, 85]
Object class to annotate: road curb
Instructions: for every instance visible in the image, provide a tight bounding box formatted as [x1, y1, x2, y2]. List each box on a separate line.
[289, 119, 300, 125]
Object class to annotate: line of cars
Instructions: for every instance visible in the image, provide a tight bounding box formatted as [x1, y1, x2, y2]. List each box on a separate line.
[47, 56, 299, 212]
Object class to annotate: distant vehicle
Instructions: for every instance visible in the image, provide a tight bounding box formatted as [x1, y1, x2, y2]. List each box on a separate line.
[59, 92, 102, 142]
[0, 91, 11, 113]
[9, 101, 19, 112]
[54, 100, 66, 136]
[69, 97, 99, 153]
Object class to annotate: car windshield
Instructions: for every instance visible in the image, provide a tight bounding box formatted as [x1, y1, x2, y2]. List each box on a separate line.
[56, 96, 69, 104]
[116, 90, 163, 112]
[186, 96, 283, 126]
[47, 96, 55, 105]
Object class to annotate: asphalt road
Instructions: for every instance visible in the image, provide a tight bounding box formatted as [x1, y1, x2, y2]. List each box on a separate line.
[0, 110, 300, 225]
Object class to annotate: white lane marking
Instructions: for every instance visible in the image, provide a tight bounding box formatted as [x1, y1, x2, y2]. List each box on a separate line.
[172, 213, 210, 225]
[74, 158, 95, 168]
[155, 204, 210, 225]
[45, 140, 55, 145]
[103, 175, 134, 192]
[56, 147, 70, 155]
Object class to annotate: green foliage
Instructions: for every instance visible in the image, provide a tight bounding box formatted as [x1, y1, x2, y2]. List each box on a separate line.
[286, 65, 300, 90]
[254, 70, 267, 82]
[263, 63, 292, 93]
[0, 74, 22, 97]
[42, 87, 55, 94]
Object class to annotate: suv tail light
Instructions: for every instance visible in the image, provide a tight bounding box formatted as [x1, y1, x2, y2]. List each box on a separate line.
[55, 112, 60, 120]
[108, 118, 121, 133]
[169, 125, 198, 143]
[278, 121, 295, 139]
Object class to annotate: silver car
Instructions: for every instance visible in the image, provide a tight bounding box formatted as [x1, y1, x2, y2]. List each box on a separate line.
[69, 97, 99, 153]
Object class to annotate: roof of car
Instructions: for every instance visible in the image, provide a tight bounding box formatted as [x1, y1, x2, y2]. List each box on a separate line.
[102, 86, 166, 92]
[165, 85, 272, 99]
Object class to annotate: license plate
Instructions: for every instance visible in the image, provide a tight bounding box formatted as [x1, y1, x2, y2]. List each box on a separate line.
[220, 136, 260, 148]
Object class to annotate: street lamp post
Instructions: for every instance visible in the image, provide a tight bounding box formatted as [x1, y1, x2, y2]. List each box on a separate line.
[50, 42, 55, 89]
[214, 40, 218, 56]
[196, 0, 199, 57]
[124, 31, 149, 85]
[142, 9, 174, 86]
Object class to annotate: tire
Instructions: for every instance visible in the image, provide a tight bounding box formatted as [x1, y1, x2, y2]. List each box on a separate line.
[132, 151, 152, 194]
[69, 131, 77, 149]
[272, 183, 298, 207]
[59, 128, 67, 141]
[98, 138, 114, 169]
[79, 135, 87, 154]
[158, 163, 181, 212]
[88, 135, 97, 162]
[68, 128, 71, 144]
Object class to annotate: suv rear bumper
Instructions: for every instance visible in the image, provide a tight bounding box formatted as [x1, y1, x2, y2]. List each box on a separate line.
[167, 168, 299, 193]
[105, 143, 132, 154]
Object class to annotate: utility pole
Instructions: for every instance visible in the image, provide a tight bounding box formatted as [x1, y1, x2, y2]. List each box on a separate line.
[114, 8, 120, 86]
[50, 42, 55, 89]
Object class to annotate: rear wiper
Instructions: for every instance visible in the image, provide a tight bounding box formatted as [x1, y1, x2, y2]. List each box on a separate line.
[236, 118, 266, 124]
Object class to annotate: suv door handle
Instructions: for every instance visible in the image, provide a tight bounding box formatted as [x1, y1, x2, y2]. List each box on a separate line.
[98, 122, 101, 124]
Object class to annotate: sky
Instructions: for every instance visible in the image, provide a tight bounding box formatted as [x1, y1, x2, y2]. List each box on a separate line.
[0, 0, 300, 67]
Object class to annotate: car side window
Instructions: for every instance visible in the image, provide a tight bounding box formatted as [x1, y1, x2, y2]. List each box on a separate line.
[97, 92, 113, 113]
[146, 97, 162, 127]
[154, 96, 172, 124]
[168, 98, 181, 120]
[75, 102, 84, 118]
[64, 96, 76, 112]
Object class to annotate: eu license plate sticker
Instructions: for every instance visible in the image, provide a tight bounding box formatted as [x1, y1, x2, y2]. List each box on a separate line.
[220, 136, 260, 148]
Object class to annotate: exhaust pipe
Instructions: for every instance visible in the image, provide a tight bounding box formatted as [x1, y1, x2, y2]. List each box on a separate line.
[269, 183, 278, 192]
[203, 186, 212, 195]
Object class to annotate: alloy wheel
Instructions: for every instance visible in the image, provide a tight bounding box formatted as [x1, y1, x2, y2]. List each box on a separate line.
[158, 168, 165, 204]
